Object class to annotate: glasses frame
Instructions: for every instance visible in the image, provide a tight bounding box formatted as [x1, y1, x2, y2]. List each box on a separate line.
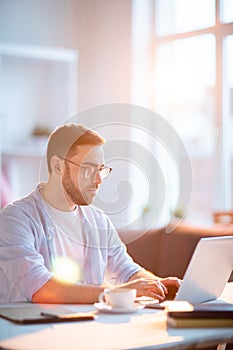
[60, 157, 112, 180]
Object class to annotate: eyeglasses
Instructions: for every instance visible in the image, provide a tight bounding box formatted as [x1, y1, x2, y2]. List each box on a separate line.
[61, 158, 112, 180]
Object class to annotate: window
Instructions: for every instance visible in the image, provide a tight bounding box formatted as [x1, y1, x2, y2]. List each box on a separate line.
[155, 0, 215, 35]
[221, 0, 233, 23]
[154, 0, 233, 223]
[224, 35, 233, 205]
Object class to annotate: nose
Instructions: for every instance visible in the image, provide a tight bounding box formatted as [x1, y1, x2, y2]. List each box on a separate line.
[94, 170, 103, 185]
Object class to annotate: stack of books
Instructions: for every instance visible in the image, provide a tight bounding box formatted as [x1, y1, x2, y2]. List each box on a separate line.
[166, 301, 233, 328]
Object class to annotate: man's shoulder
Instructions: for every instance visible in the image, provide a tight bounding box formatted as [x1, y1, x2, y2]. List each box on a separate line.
[0, 186, 41, 217]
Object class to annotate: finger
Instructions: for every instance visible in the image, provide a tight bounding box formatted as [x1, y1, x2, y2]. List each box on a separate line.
[143, 282, 166, 300]
[141, 279, 167, 291]
[142, 289, 165, 301]
[134, 279, 167, 299]
[158, 281, 168, 294]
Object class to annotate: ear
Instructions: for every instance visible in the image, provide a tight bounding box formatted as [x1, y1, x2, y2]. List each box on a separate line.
[50, 156, 63, 175]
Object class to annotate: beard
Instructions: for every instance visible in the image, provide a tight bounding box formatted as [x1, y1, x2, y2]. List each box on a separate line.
[62, 165, 88, 206]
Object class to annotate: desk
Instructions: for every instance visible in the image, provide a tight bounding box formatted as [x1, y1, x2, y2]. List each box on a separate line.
[0, 283, 233, 350]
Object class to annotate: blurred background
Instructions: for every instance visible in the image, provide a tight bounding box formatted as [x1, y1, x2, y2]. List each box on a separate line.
[0, 0, 233, 229]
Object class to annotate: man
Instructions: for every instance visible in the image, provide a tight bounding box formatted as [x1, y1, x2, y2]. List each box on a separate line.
[0, 124, 180, 303]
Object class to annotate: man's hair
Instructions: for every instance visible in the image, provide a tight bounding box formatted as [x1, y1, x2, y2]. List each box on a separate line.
[46, 123, 105, 173]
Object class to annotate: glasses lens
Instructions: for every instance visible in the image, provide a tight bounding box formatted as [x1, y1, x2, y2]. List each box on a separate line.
[82, 166, 112, 180]
[100, 167, 112, 179]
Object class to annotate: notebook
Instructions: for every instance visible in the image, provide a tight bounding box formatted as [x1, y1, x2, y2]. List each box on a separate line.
[0, 305, 96, 324]
[174, 235, 233, 304]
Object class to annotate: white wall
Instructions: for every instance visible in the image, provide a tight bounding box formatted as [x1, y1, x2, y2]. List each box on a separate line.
[0, 0, 132, 111]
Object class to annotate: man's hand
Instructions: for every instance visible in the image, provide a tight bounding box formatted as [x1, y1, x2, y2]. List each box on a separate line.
[120, 277, 167, 301]
[126, 270, 182, 301]
[160, 277, 182, 300]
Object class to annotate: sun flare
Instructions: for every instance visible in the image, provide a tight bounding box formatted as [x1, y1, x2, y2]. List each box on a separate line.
[52, 257, 81, 283]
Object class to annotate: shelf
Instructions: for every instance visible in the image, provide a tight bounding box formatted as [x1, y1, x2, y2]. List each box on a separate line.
[0, 43, 78, 62]
[0, 42, 78, 204]
[2, 145, 46, 158]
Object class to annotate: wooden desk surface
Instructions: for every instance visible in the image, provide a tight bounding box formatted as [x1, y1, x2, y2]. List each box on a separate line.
[0, 283, 233, 350]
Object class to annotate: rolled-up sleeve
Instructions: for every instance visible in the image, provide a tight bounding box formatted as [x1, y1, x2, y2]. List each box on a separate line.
[106, 243, 143, 284]
[0, 205, 53, 302]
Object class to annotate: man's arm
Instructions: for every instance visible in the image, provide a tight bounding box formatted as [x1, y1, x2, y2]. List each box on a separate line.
[32, 272, 181, 304]
[32, 277, 106, 304]
[128, 269, 159, 280]
[31, 274, 165, 304]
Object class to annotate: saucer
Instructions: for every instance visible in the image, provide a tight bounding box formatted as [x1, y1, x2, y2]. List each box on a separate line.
[94, 302, 145, 314]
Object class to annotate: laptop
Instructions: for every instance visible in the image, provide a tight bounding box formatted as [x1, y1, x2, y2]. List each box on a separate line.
[174, 235, 233, 304]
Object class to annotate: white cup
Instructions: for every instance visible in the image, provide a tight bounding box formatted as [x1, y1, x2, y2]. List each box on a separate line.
[98, 288, 136, 308]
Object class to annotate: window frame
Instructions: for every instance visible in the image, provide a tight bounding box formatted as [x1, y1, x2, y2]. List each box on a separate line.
[153, 0, 233, 213]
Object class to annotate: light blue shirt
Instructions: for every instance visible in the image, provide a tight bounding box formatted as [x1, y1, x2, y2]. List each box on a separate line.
[0, 185, 142, 302]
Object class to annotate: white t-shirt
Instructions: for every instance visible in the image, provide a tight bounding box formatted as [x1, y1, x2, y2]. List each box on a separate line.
[42, 202, 86, 282]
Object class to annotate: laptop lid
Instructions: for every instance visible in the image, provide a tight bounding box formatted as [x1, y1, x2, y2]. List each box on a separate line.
[175, 235, 233, 304]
